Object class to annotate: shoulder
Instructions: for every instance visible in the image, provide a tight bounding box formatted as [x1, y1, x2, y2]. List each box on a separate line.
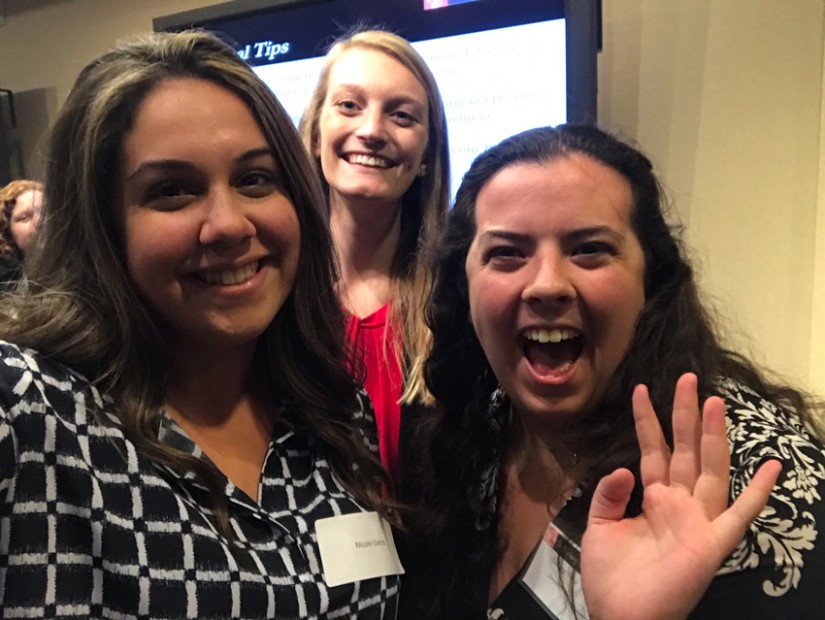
[713, 377, 825, 604]
[716, 377, 816, 441]
[716, 377, 824, 497]
[0, 340, 112, 426]
[1, 340, 82, 379]
[0, 341, 125, 495]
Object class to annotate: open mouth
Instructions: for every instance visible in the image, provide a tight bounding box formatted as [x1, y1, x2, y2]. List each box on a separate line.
[521, 328, 584, 376]
[344, 153, 394, 169]
[195, 260, 260, 286]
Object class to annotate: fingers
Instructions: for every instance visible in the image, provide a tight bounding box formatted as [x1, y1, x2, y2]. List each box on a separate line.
[712, 460, 781, 559]
[633, 383, 670, 488]
[669, 373, 702, 491]
[588, 468, 635, 526]
[632, 374, 779, 544]
[692, 395, 732, 518]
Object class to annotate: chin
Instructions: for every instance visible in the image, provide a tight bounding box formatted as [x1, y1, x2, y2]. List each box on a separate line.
[197, 320, 271, 346]
[512, 393, 585, 424]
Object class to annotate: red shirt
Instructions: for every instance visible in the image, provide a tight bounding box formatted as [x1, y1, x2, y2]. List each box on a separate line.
[346, 304, 403, 482]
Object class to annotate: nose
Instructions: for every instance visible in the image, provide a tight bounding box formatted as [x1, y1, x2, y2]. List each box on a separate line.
[355, 108, 387, 146]
[521, 250, 576, 308]
[199, 188, 256, 246]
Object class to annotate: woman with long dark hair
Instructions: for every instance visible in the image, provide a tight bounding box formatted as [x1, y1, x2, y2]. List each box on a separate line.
[0, 31, 400, 616]
[401, 125, 823, 618]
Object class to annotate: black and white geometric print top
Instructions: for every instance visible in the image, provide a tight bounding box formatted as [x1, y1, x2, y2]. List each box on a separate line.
[483, 379, 825, 619]
[0, 341, 399, 619]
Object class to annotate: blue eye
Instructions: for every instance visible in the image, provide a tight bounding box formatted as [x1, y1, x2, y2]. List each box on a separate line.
[391, 110, 417, 126]
[335, 100, 360, 114]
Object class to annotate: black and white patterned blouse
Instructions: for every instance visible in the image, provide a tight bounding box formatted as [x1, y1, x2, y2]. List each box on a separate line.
[0, 341, 399, 619]
[481, 379, 825, 619]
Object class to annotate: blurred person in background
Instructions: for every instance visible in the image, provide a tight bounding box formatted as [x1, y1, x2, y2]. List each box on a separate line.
[0, 179, 43, 289]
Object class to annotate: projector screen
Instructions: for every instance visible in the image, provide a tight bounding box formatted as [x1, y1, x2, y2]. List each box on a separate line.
[155, 0, 600, 196]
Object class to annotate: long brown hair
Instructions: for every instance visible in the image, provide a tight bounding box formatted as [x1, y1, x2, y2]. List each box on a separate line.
[404, 124, 823, 617]
[0, 31, 395, 533]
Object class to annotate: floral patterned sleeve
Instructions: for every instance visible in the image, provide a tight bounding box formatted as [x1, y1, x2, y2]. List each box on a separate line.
[691, 378, 825, 618]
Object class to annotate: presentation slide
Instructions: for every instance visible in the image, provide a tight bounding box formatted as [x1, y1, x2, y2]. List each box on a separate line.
[254, 18, 567, 196]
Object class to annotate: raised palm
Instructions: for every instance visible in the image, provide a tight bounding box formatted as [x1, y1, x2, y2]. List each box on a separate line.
[581, 373, 781, 620]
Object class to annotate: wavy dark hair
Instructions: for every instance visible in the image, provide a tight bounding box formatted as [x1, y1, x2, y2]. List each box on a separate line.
[401, 124, 822, 617]
[0, 31, 394, 533]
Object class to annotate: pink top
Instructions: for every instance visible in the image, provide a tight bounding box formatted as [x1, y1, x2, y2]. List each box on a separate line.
[346, 304, 403, 482]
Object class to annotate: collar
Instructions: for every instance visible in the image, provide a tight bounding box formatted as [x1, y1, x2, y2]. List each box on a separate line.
[155, 406, 300, 544]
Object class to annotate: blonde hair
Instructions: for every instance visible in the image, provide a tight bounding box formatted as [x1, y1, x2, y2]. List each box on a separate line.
[300, 29, 450, 404]
[0, 179, 43, 259]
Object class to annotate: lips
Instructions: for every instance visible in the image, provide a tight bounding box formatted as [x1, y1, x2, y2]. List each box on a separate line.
[195, 260, 260, 285]
[521, 328, 584, 376]
[343, 153, 395, 169]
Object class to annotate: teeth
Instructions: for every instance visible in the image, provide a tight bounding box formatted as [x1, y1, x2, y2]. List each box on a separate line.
[347, 153, 391, 168]
[199, 261, 258, 285]
[523, 328, 579, 344]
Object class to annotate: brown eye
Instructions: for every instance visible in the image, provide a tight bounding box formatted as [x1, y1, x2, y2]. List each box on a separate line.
[573, 242, 613, 257]
[486, 246, 521, 260]
[240, 171, 270, 187]
[484, 246, 525, 271]
[238, 170, 279, 198]
[152, 183, 186, 198]
[144, 181, 196, 210]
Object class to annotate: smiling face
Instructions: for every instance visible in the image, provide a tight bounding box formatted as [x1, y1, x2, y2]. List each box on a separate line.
[10, 189, 43, 255]
[316, 47, 429, 208]
[465, 155, 646, 425]
[119, 78, 300, 352]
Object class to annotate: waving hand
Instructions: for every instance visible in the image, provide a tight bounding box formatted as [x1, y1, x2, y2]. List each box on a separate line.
[581, 373, 781, 620]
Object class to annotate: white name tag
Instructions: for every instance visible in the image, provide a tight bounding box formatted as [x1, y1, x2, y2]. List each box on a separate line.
[315, 511, 405, 587]
[520, 522, 588, 619]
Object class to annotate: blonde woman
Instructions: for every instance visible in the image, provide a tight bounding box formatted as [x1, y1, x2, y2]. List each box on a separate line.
[300, 30, 450, 481]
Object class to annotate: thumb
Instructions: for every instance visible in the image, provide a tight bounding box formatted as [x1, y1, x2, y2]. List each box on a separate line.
[588, 468, 635, 526]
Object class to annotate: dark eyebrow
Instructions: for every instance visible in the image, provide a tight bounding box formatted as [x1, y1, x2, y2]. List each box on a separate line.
[565, 226, 624, 244]
[238, 147, 276, 163]
[125, 159, 193, 183]
[125, 147, 276, 182]
[479, 226, 625, 244]
[479, 230, 532, 244]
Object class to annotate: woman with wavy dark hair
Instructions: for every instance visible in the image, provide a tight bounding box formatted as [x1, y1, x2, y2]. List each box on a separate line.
[0, 31, 402, 617]
[400, 124, 824, 618]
